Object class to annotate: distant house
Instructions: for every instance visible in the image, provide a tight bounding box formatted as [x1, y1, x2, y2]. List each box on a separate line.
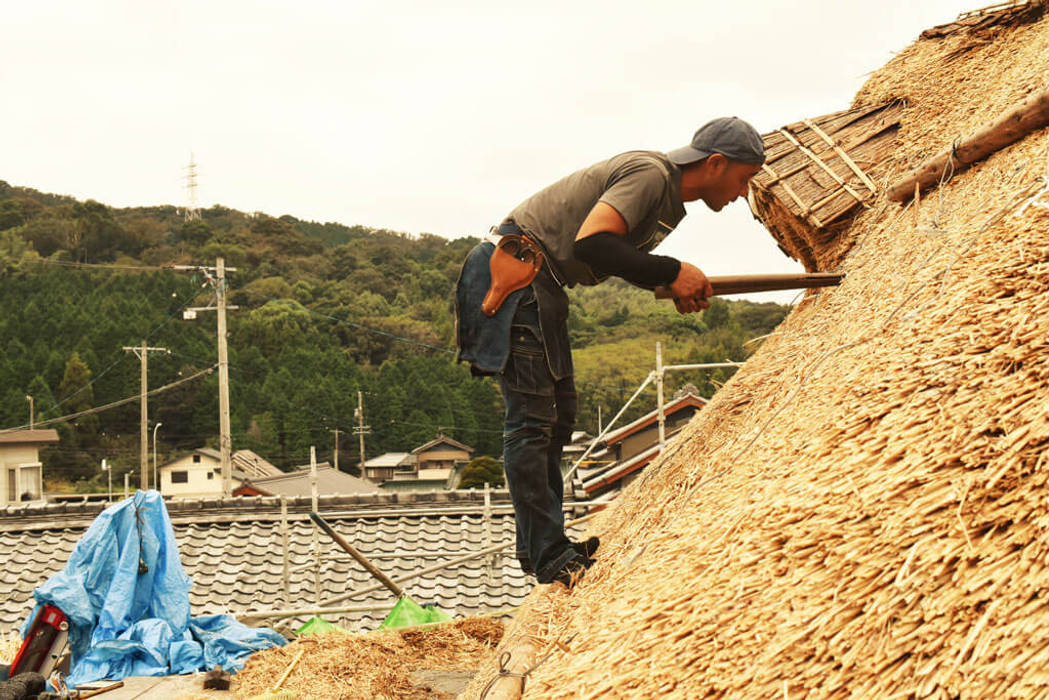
[412, 434, 474, 471]
[579, 387, 707, 497]
[364, 435, 477, 492]
[363, 452, 415, 482]
[0, 429, 59, 505]
[158, 447, 282, 497]
[235, 463, 377, 498]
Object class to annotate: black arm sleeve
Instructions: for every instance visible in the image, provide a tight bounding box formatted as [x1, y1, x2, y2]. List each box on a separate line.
[573, 232, 681, 288]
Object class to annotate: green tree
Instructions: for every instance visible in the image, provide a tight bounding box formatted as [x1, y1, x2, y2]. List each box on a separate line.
[458, 456, 504, 489]
[0, 228, 36, 277]
[0, 199, 26, 230]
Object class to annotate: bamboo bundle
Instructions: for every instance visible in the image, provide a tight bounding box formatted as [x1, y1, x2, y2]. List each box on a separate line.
[460, 6, 1049, 699]
[749, 102, 903, 271]
[921, 0, 1046, 39]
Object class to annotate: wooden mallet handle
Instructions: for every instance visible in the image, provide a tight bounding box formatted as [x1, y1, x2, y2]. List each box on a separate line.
[654, 272, 843, 299]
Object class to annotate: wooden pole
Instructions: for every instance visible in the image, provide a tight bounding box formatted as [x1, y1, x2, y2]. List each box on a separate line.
[888, 88, 1049, 202]
[483, 637, 542, 700]
[316, 510, 603, 609]
[309, 511, 407, 599]
[653, 272, 842, 300]
[311, 447, 320, 605]
[656, 342, 666, 449]
[280, 495, 290, 606]
[122, 342, 167, 490]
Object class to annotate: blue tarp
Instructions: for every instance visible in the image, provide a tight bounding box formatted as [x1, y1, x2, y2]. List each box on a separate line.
[22, 490, 284, 686]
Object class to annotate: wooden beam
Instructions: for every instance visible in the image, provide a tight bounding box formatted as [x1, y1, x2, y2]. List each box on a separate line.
[888, 87, 1049, 202]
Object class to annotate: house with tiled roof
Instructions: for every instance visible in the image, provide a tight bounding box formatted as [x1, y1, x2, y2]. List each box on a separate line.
[158, 447, 283, 498]
[0, 429, 59, 505]
[363, 436, 479, 491]
[235, 463, 377, 498]
[231, 449, 281, 479]
[0, 490, 590, 636]
[578, 387, 707, 497]
[363, 452, 415, 482]
[412, 434, 474, 471]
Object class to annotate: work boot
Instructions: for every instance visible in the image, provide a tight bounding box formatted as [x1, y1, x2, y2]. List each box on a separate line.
[572, 536, 600, 562]
[551, 557, 588, 588]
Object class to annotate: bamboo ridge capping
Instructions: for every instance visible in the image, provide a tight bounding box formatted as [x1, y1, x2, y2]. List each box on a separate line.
[888, 87, 1049, 202]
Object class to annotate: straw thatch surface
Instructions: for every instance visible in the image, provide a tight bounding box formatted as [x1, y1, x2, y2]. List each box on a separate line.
[233, 617, 503, 699]
[463, 8, 1049, 699]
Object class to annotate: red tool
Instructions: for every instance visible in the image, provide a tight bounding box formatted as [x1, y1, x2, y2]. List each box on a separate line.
[11, 603, 69, 677]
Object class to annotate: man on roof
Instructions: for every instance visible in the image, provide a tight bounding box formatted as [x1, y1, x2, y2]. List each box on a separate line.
[455, 117, 766, 588]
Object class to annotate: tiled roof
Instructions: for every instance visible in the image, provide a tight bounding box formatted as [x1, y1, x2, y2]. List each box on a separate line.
[242, 466, 377, 498]
[580, 443, 661, 494]
[231, 450, 282, 479]
[364, 453, 415, 468]
[412, 434, 474, 455]
[0, 491, 590, 635]
[599, 392, 706, 446]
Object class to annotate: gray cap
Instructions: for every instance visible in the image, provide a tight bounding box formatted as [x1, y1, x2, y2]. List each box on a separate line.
[667, 117, 766, 166]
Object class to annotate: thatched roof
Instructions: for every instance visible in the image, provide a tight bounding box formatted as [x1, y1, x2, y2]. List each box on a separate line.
[465, 4, 1049, 697]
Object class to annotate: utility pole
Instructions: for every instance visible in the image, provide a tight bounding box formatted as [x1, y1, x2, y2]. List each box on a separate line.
[25, 395, 33, 430]
[353, 391, 370, 473]
[175, 258, 238, 496]
[330, 428, 343, 472]
[101, 459, 111, 502]
[216, 257, 232, 497]
[123, 341, 169, 490]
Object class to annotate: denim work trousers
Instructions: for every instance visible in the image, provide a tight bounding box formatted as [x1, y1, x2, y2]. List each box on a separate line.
[498, 286, 579, 583]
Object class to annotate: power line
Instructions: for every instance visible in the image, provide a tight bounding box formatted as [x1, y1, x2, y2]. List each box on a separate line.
[1, 365, 216, 433]
[40, 282, 207, 419]
[28, 259, 168, 272]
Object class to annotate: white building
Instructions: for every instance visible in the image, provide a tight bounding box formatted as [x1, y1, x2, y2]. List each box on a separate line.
[158, 447, 281, 497]
[0, 429, 59, 505]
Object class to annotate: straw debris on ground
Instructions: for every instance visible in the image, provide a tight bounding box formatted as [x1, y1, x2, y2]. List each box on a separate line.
[0, 632, 20, 665]
[464, 3, 1049, 698]
[232, 618, 503, 699]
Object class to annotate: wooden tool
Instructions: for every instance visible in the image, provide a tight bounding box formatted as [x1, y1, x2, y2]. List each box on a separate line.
[653, 271, 843, 300]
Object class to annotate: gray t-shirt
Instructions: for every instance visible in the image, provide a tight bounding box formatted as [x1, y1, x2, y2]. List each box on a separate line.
[503, 151, 686, 287]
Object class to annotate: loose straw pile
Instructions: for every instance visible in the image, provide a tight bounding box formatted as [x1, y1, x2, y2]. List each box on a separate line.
[232, 617, 503, 699]
[0, 631, 21, 664]
[463, 9, 1049, 699]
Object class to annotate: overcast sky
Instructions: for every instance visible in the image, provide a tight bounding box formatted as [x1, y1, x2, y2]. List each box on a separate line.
[2, 1, 978, 301]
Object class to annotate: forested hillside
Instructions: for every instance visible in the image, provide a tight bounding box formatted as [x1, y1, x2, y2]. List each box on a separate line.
[0, 180, 788, 490]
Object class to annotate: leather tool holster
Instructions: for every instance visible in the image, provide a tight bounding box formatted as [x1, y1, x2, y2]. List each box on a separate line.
[482, 234, 544, 316]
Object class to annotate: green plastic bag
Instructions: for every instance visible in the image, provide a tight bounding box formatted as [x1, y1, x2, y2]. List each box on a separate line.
[378, 597, 452, 630]
[295, 616, 346, 636]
